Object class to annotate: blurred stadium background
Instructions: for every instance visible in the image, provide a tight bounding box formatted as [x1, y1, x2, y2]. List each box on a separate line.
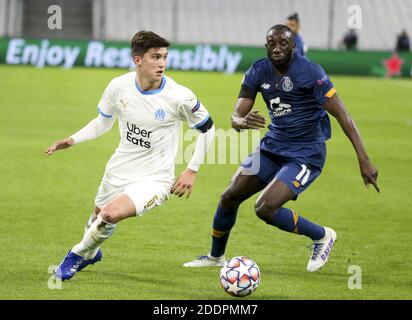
[0, 0, 411, 300]
[1, 0, 412, 48]
[1, 0, 412, 76]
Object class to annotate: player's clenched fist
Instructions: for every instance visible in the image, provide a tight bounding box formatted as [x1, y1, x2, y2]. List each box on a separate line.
[45, 137, 75, 155]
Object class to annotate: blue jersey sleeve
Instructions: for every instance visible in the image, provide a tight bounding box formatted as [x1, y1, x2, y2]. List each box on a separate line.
[309, 63, 336, 105]
[241, 63, 260, 93]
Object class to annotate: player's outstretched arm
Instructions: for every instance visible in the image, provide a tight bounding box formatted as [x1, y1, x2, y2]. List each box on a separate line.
[323, 94, 380, 192]
[231, 98, 266, 131]
[45, 114, 115, 156]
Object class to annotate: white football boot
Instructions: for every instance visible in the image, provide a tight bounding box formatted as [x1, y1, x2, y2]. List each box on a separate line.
[307, 227, 337, 272]
[183, 254, 227, 267]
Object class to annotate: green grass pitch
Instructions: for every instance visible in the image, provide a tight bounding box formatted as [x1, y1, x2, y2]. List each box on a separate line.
[0, 65, 411, 299]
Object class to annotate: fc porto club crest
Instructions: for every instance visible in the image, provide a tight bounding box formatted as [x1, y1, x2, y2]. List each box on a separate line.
[154, 108, 166, 121]
[281, 76, 293, 92]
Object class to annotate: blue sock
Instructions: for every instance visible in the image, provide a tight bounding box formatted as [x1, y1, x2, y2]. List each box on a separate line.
[210, 203, 238, 257]
[269, 207, 325, 240]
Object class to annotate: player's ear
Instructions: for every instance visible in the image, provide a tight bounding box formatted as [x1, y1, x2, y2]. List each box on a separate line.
[133, 55, 142, 66]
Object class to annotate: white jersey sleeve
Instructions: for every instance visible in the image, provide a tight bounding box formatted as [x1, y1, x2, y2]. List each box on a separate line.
[178, 88, 210, 130]
[98, 80, 118, 119]
[70, 115, 115, 144]
[187, 124, 215, 172]
[70, 80, 119, 144]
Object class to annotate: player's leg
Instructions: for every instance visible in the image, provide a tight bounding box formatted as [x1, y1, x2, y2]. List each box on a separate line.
[254, 162, 337, 272]
[56, 194, 136, 280]
[79, 173, 124, 260]
[81, 205, 101, 260]
[84, 205, 101, 233]
[183, 167, 266, 267]
[57, 178, 171, 280]
[208, 146, 280, 262]
[77, 198, 139, 272]
[72, 194, 138, 256]
[255, 178, 326, 239]
[77, 205, 103, 271]
[211, 167, 266, 256]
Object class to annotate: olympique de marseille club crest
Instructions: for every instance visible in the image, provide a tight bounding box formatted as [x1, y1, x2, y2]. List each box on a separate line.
[154, 108, 166, 121]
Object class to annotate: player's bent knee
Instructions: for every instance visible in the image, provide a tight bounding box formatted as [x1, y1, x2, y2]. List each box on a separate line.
[99, 210, 114, 224]
[99, 206, 120, 224]
[254, 200, 279, 223]
[220, 189, 242, 209]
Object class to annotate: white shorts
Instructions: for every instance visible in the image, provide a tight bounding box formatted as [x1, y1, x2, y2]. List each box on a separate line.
[95, 172, 172, 216]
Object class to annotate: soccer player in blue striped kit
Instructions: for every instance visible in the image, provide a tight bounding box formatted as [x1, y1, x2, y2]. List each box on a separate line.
[184, 24, 379, 272]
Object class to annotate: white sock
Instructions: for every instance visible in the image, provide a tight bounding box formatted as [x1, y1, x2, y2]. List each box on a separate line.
[82, 213, 100, 260]
[72, 215, 116, 258]
[84, 213, 95, 234]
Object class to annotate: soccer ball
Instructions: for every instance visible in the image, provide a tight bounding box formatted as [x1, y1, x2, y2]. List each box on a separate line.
[219, 256, 260, 297]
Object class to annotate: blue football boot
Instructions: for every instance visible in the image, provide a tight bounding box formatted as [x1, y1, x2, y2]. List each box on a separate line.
[55, 251, 84, 281]
[77, 249, 103, 272]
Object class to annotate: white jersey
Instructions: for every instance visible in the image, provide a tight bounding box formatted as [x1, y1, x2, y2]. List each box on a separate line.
[98, 72, 210, 184]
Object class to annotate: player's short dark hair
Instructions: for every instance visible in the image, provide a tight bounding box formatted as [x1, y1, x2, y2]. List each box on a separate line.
[131, 31, 170, 57]
[287, 13, 300, 22]
[267, 24, 295, 39]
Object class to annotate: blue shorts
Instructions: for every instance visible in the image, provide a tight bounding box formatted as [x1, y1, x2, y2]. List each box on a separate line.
[241, 136, 327, 197]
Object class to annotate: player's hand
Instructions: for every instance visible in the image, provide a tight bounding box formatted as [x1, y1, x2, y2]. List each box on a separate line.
[171, 168, 197, 198]
[241, 110, 266, 130]
[359, 159, 380, 192]
[45, 138, 75, 155]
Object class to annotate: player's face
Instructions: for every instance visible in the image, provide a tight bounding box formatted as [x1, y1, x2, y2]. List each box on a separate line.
[134, 47, 168, 83]
[265, 29, 295, 67]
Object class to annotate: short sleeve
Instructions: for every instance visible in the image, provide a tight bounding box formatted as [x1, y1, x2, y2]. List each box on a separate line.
[178, 88, 210, 130]
[97, 80, 117, 118]
[310, 63, 336, 105]
[241, 63, 260, 93]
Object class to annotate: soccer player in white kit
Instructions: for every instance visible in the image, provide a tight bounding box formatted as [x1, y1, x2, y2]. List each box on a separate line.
[46, 31, 216, 281]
